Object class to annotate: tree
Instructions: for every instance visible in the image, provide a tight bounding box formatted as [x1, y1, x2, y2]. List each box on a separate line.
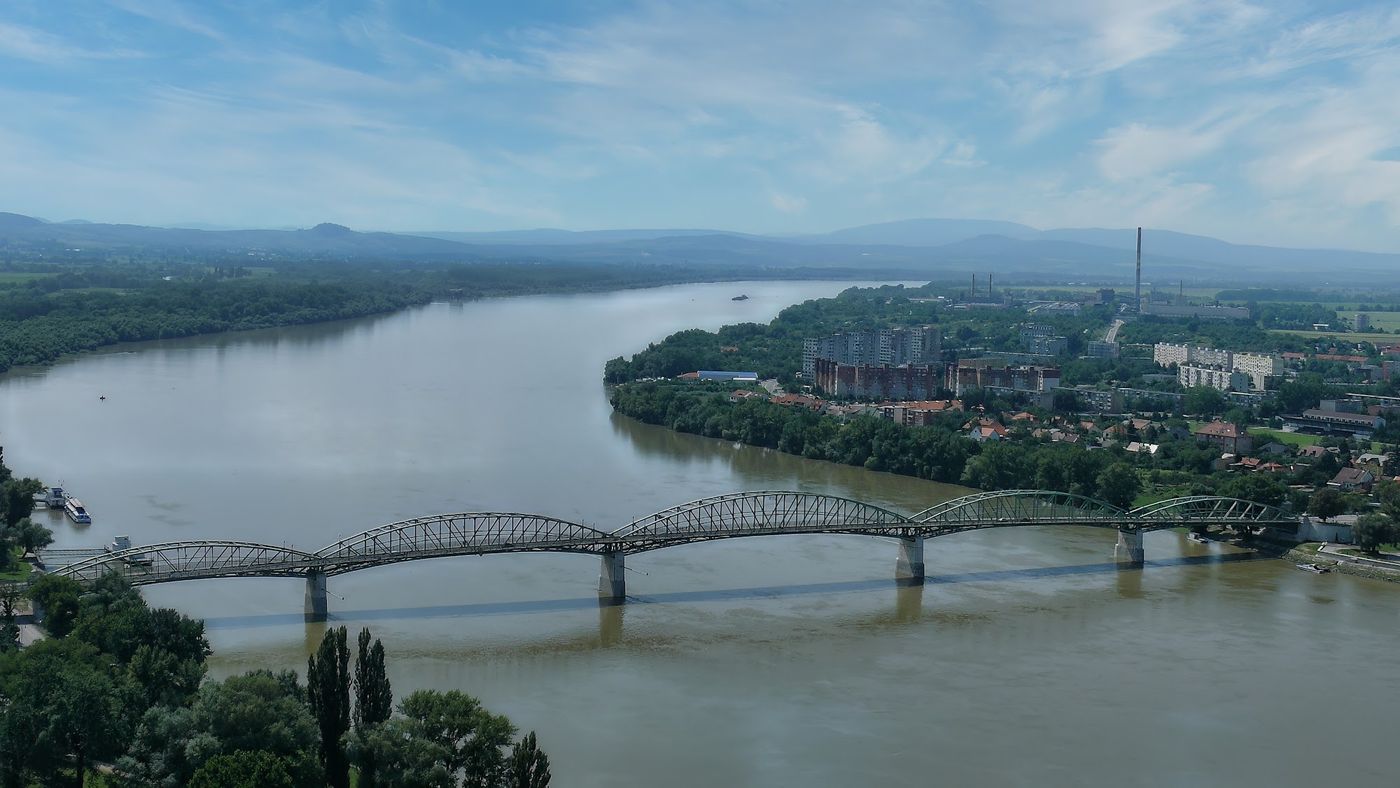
[0, 593, 18, 653]
[347, 720, 454, 788]
[3, 518, 51, 555]
[1352, 514, 1395, 554]
[0, 478, 41, 528]
[307, 627, 352, 788]
[1096, 462, 1142, 509]
[508, 731, 551, 788]
[1216, 474, 1287, 507]
[1183, 386, 1226, 416]
[26, 573, 81, 637]
[1307, 487, 1346, 522]
[1377, 481, 1400, 521]
[399, 690, 517, 788]
[122, 671, 322, 786]
[189, 750, 297, 788]
[354, 628, 393, 731]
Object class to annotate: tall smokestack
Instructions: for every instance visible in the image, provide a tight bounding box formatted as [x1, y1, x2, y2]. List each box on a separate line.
[971, 273, 976, 300]
[1135, 227, 1143, 313]
[988, 272, 994, 299]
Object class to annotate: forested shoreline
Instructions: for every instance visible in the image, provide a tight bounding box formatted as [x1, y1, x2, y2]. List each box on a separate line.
[0, 258, 900, 375]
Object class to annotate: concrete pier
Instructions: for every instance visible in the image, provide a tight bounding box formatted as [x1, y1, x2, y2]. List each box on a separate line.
[598, 552, 626, 605]
[1115, 529, 1145, 566]
[895, 536, 925, 584]
[304, 571, 329, 622]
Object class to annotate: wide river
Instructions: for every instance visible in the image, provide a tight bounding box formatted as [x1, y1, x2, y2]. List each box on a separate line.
[2, 280, 1396, 786]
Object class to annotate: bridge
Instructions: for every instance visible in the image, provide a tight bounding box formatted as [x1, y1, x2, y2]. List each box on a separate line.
[48, 490, 1294, 620]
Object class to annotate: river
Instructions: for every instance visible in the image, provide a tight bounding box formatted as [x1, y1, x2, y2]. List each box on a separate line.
[1, 280, 1396, 786]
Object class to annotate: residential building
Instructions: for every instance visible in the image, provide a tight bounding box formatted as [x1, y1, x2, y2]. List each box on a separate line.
[802, 326, 941, 378]
[1153, 343, 1282, 390]
[1179, 364, 1251, 392]
[1328, 467, 1375, 492]
[946, 362, 1061, 396]
[1355, 313, 1371, 332]
[812, 358, 942, 400]
[1066, 385, 1122, 413]
[1193, 421, 1254, 454]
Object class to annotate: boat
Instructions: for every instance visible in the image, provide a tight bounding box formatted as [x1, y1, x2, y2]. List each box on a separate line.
[1295, 562, 1331, 574]
[36, 486, 66, 508]
[1187, 532, 1210, 544]
[63, 497, 92, 524]
[731, 294, 749, 301]
[108, 535, 152, 566]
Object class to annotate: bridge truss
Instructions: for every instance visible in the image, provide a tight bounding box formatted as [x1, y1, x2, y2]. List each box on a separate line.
[44, 491, 1297, 591]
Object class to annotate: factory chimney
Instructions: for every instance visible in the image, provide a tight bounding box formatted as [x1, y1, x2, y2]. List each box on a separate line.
[988, 272, 994, 300]
[1135, 227, 1143, 313]
[970, 273, 976, 300]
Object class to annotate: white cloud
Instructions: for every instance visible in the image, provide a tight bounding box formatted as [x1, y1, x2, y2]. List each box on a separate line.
[769, 192, 808, 215]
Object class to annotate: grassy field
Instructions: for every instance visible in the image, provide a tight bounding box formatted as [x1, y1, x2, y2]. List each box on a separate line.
[1268, 328, 1397, 343]
[1339, 311, 1400, 332]
[0, 271, 57, 283]
[1247, 427, 1321, 447]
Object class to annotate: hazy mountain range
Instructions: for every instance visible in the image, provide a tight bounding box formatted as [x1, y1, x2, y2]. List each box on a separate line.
[2, 212, 1394, 285]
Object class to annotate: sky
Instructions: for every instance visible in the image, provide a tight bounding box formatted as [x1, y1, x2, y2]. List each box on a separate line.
[1, 1, 1399, 250]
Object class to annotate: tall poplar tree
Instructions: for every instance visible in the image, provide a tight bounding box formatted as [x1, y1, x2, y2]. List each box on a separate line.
[307, 626, 351, 788]
[354, 627, 393, 730]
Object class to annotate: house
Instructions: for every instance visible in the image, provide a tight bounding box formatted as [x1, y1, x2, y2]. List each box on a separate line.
[1124, 441, 1159, 455]
[1193, 421, 1254, 454]
[771, 393, 824, 410]
[1354, 452, 1392, 472]
[1328, 467, 1375, 492]
[729, 389, 764, 403]
[1256, 441, 1294, 457]
[1257, 461, 1287, 474]
[966, 418, 1009, 443]
[1297, 444, 1334, 460]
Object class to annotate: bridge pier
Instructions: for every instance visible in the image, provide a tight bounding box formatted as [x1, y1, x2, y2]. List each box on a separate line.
[895, 536, 925, 584]
[1115, 529, 1145, 567]
[305, 571, 329, 622]
[598, 552, 626, 605]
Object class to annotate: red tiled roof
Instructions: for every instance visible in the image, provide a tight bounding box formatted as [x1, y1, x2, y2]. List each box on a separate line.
[1194, 421, 1245, 438]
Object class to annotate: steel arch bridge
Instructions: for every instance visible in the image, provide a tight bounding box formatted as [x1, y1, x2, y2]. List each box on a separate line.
[43, 490, 1296, 619]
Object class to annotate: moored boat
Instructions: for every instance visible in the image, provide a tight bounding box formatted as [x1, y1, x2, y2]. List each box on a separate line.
[1295, 562, 1330, 574]
[64, 497, 92, 524]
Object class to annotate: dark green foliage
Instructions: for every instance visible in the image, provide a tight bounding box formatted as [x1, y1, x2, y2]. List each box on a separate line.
[26, 573, 81, 637]
[1216, 474, 1287, 507]
[349, 690, 518, 788]
[0, 594, 17, 653]
[1095, 463, 1142, 509]
[354, 627, 393, 731]
[1352, 514, 1395, 553]
[508, 731, 551, 788]
[189, 750, 298, 788]
[308, 626, 352, 788]
[0, 639, 124, 788]
[1307, 488, 1346, 522]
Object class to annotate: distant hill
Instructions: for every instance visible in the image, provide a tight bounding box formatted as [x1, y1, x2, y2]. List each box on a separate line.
[794, 218, 1039, 246]
[413, 228, 746, 245]
[1, 210, 1396, 283]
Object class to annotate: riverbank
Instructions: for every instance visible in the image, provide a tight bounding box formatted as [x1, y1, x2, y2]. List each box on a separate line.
[0, 261, 907, 376]
[1270, 541, 1400, 583]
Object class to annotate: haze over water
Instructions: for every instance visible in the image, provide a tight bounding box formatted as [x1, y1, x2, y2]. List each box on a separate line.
[1, 280, 1395, 786]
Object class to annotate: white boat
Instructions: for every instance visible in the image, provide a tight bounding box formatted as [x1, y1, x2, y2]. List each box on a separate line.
[64, 497, 92, 524]
[1187, 532, 1209, 544]
[1295, 562, 1330, 574]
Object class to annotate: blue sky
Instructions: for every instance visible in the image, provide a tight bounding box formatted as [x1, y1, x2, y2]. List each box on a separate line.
[2, 1, 1399, 250]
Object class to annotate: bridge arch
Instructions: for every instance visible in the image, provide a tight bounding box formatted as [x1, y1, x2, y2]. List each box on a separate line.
[51, 541, 320, 585]
[912, 490, 1128, 530]
[314, 512, 614, 573]
[612, 491, 915, 551]
[1128, 496, 1287, 528]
